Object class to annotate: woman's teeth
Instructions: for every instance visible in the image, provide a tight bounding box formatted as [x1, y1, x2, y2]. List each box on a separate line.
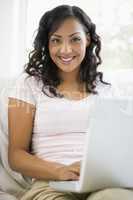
[59, 57, 74, 62]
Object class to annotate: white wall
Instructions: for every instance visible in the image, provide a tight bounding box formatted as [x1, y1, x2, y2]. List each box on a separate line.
[0, 0, 13, 79]
[0, 0, 28, 80]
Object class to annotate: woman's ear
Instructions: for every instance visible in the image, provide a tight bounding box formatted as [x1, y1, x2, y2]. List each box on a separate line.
[86, 33, 91, 47]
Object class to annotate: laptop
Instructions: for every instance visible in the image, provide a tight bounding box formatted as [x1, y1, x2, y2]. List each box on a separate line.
[49, 97, 133, 193]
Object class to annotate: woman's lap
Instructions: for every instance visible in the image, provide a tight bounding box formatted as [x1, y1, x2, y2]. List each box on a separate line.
[20, 180, 86, 200]
[20, 180, 133, 200]
[87, 188, 133, 200]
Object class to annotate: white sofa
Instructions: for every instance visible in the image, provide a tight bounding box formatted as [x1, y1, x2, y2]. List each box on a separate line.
[0, 69, 133, 199]
[0, 78, 31, 199]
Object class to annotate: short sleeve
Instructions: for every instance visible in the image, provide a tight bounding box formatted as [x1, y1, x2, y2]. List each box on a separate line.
[8, 73, 38, 106]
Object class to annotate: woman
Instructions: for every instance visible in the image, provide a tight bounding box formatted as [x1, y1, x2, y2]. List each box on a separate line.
[8, 4, 133, 200]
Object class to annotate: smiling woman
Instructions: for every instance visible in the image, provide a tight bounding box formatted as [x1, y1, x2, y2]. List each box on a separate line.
[7, 4, 133, 200]
[25, 5, 106, 98]
[48, 18, 90, 75]
[47, 17, 91, 99]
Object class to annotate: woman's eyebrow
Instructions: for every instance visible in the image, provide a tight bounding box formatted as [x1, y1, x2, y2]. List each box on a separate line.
[69, 32, 81, 37]
[51, 32, 81, 38]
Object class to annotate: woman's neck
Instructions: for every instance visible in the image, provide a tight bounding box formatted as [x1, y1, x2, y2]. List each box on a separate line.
[58, 66, 80, 85]
[57, 79, 85, 94]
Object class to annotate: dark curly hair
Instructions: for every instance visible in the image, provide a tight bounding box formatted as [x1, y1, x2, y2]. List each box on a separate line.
[25, 5, 109, 97]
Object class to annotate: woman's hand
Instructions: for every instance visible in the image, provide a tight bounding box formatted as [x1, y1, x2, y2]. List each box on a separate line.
[56, 161, 81, 181]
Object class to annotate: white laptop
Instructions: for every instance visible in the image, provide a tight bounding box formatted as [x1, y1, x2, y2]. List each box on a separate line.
[49, 97, 133, 193]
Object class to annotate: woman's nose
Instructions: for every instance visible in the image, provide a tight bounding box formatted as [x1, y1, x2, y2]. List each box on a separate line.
[60, 41, 72, 54]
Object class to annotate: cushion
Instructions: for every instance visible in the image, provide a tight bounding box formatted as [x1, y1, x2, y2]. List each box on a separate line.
[0, 81, 32, 199]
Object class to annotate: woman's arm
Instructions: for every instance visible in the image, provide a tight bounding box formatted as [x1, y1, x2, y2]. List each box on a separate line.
[8, 98, 79, 181]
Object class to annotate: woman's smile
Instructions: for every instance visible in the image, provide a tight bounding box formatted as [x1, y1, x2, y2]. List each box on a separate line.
[58, 56, 76, 65]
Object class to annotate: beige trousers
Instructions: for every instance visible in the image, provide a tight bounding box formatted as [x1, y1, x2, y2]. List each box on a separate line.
[20, 180, 133, 200]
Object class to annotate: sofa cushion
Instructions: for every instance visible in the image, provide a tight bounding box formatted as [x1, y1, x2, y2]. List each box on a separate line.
[0, 80, 32, 198]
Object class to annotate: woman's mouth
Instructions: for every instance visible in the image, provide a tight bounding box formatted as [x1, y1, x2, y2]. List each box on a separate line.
[58, 56, 76, 64]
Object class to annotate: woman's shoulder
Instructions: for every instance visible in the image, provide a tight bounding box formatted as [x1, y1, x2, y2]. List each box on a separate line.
[9, 73, 45, 105]
[96, 80, 115, 97]
[96, 79, 133, 98]
[14, 72, 39, 87]
[13, 72, 45, 94]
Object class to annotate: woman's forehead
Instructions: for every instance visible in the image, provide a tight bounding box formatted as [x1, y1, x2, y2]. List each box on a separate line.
[51, 18, 86, 36]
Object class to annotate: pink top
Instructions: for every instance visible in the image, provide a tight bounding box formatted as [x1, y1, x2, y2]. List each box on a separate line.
[9, 73, 112, 165]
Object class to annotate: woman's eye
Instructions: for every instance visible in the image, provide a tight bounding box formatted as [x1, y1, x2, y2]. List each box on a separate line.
[50, 38, 60, 44]
[71, 37, 81, 42]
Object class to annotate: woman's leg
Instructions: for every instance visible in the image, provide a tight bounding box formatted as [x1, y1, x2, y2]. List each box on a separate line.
[20, 180, 85, 200]
[86, 188, 133, 200]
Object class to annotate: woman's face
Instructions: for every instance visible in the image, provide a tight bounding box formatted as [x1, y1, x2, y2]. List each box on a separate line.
[48, 18, 90, 74]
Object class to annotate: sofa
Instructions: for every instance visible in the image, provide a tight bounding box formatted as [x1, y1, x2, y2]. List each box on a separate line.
[0, 69, 133, 199]
[0, 78, 31, 199]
